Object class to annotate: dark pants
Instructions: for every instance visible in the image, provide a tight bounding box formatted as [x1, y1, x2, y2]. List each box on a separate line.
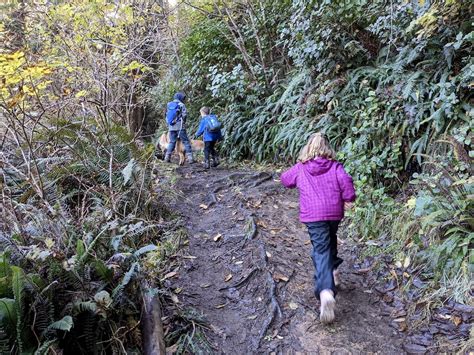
[204, 141, 218, 161]
[167, 130, 192, 154]
[305, 221, 342, 298]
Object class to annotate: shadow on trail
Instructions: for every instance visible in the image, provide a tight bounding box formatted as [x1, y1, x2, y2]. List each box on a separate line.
[169, 164, 405, 353]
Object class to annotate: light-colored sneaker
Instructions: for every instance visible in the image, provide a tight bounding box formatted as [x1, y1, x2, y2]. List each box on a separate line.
[333, 269, 340, 287]
[320, 289, 336, 324]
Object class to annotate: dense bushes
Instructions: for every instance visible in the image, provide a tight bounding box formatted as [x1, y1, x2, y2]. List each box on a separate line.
[0, 2, 181, 353]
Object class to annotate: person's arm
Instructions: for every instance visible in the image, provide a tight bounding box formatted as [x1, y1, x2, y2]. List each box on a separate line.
[281, 164, 299, 188]
[336, 164, 356, 202]
[180, 103, 187, 121]
[195, 119, 205, 139]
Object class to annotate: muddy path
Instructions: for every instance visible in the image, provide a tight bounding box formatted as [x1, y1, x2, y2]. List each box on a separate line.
[168, 164, 405, 353]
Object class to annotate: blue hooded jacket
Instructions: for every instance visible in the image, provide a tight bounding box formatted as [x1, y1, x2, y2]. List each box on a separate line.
[174, 92, 186, 101]
[195, 115, 223, 142]
[168, 92, 187, 131]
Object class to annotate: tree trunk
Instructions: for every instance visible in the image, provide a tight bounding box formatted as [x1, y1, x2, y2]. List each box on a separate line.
[141, 280, 166, 355]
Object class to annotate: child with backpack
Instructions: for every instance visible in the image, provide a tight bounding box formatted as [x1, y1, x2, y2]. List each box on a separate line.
[194, 107, 222, 169]
[164, 92, 194, 164]
[280, 133, 356, 324]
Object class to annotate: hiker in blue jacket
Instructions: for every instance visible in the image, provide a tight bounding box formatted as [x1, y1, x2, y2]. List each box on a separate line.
[164, 92, 194, 164]
[195, 106, 222, 169]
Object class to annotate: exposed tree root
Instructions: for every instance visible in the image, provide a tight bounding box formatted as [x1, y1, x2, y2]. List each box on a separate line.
[206, 192, 218, 207]
[246, 214, 258, 240]
[254, 241, 282, 350]
[219, 268, 259, 291]
[245, 172, 273, 188]
[256, 271, 282, 350]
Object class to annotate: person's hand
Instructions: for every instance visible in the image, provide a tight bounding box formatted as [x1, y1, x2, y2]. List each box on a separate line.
[344, 202, 354, 211]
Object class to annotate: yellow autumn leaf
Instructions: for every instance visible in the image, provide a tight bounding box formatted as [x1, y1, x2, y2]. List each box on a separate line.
[405, 197, 416, 209]
[45, 238, 55, 249]
[75, 90, 88, 98]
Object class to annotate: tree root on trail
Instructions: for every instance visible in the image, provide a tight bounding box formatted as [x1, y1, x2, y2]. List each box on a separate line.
[213, 171, 273, 189]
[246, 214, 258, 240]
[254, 241, 282, 350]
[206, 192, 218, 207]
[244, 173, 273, 188]
[219, 268, 259, 291]
[256, 271, 282, 350]
[212, 172, 255, 185]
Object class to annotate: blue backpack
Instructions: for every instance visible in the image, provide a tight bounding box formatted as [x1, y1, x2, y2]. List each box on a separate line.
[166, 101, 182, 125]
[206, 114, 221, 132]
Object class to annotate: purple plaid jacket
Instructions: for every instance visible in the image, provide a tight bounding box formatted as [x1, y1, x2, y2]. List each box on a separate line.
[281, 158, 356, 222]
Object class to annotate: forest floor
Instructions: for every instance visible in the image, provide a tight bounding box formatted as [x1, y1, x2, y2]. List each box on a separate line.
[158, 160, 471, 354]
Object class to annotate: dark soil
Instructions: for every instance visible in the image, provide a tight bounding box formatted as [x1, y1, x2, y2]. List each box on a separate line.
[166, 163, 410, 354]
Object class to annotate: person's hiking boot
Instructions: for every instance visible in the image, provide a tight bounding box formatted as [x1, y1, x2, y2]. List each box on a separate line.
[211, 156, 220, 167]
[319, 289, 336, 324]
[203, 159, 210, 169]
[164, 152, 171, 163]
[333, 269, 340, 287]
[186, 152, 195, 164]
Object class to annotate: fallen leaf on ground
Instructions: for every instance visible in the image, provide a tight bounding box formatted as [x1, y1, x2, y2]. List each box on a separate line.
[213, 233, 222, 242]
[452, 315, 462, 326]
[224, 274, 233, 282]
[273, 273, 289, 282]
[288, 302, 299, 310]
[200, 283, 211, 288]
[199, 204, 208, 210]
[163, 271, 178, 280]
[170, 293, 179, 304]
[398, 321, 408, 332]
[304, 240, 311, 245]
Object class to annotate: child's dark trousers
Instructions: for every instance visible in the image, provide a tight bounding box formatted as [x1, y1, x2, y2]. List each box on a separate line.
[204, 141, 218, 161]
[305, 220, 342, 298]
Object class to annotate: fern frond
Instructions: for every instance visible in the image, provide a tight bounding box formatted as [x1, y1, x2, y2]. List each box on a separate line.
[47, 316, 73, 332]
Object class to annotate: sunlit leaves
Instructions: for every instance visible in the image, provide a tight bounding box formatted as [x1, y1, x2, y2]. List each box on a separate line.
[0, 51, 53, 105]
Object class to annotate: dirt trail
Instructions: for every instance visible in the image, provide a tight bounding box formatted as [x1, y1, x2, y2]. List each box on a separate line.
[170, 164, 405, 353]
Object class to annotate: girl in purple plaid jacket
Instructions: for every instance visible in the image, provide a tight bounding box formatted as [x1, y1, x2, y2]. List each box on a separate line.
[281, 133, 356, 324]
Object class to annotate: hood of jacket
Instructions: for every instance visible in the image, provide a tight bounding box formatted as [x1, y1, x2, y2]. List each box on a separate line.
[302, 158, 335, 176]
[174, 92, 186, 102]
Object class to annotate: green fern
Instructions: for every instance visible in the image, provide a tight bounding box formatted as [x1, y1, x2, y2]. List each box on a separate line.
[11, 266, 25, 353]
[47, 316, 73, 332]
[111, 262, 138, 302]
[34, 339, 57, 355]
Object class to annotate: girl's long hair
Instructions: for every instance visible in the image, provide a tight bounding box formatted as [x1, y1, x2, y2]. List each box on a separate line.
[298, 132, 336, 163]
